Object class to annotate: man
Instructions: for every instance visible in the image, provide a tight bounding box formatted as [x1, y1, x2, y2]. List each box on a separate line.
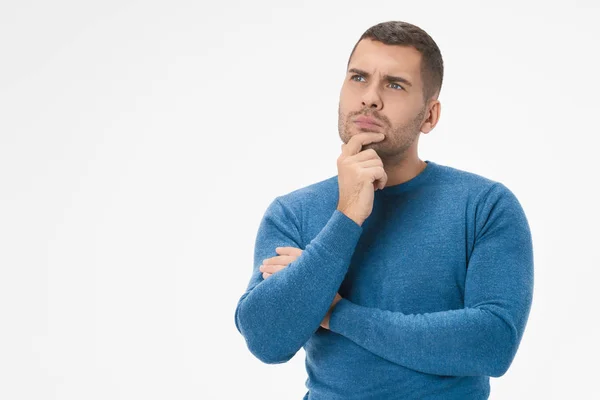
[234, 20, 533, 400]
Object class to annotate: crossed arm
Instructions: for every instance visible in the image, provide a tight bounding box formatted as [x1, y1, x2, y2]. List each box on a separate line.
[234, 197, 364, 364]
[328, 183, 534, 377]
[235, 184, 534, 377]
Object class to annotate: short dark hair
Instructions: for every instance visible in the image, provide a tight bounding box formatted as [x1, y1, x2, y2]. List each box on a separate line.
[347, 21, 444, 102]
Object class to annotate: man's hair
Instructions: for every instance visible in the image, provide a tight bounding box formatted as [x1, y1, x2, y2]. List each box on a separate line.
[347, 21, 444, 102]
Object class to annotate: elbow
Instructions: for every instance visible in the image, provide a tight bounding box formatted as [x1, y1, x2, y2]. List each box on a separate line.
[251, 345, 296, 365]
[488, 356, 511, 378]
[488, 325, 520, 378]
[234, 292, 250, 335]
[480, 306, 525, 378]
[239, 319, 298, 364]
[489, 341, 518, 378]
[489, 356, 513, 378]
[234, 296, 299, 365]
[239, 326, 299, 364]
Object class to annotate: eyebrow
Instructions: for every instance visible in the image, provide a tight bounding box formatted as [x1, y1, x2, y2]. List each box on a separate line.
[347, 67, 413, 87]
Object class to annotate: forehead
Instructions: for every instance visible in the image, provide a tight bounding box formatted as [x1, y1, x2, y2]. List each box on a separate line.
[349, 39, 421, 84]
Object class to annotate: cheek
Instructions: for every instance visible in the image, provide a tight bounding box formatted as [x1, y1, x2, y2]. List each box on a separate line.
[337, 106, 350, 123]
[388, 106, 412, 124]
[340, 85, 361, 105]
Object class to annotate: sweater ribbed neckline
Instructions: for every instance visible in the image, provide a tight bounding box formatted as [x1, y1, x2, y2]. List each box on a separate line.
[376, 160, 437, 195]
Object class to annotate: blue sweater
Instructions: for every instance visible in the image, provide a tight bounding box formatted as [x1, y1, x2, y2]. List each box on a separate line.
[234, 160, 534, 399]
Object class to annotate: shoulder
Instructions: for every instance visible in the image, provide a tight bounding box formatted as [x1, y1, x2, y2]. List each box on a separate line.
[433, 161, 521, 202]
[435, 161, 497, 191]
[273, 174, 338, 215]
[431, 161, 529, 228]
[260, 175, 338, 245]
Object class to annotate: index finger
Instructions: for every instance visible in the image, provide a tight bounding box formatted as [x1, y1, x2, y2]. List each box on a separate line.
[341, 132, 385, 157]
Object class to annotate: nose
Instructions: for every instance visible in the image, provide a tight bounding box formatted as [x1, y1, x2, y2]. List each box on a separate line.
[361, 89, 382, 110]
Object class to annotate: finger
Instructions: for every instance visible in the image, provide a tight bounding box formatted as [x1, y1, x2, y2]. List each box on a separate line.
[260, 264, 287, 273]
[380, 173, 388, 189]
[358, 158, 384, 169]
[351, 148, 382, 162]
[262, 272, 272, 279]
[341, 132, 385, 158]
[263, 255, 296, 265]
[360, 161, 386, 190]
[275, 246, 303, 256]
[370, 166, 387, 189]
[360, 165, 387, 191]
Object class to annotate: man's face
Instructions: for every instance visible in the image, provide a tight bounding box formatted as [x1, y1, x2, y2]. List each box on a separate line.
[338, 39, 429, 162]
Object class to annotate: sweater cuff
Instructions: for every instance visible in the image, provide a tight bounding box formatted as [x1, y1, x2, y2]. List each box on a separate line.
[309, 209, 363, 256]
[328, 297, 363, 336]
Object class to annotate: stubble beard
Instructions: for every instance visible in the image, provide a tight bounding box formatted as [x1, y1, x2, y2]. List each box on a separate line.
[338, 105, 426, 165]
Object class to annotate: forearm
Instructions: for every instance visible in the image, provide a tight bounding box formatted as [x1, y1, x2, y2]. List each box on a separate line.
[235, 209, 363, 364]
[329, 183, 534, 377]
[329, 300, 527, 377]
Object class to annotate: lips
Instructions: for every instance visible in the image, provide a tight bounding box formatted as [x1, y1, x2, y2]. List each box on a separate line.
[354, 116, 383, 127]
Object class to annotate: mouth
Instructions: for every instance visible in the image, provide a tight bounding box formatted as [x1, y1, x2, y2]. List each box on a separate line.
[354, 120, 382, 130]
[354, 116, 383, 127]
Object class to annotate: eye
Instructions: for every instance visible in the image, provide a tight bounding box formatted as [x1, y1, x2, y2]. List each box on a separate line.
[350, 75, 404, 91]
[389, 82, 405, 91]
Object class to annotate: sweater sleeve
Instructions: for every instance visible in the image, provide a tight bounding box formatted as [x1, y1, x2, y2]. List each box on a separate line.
[328, 183, 534, 377]
[234, 197, 363, 364]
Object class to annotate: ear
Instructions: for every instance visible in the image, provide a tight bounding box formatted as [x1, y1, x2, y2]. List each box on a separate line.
[420, 100, 441, 134]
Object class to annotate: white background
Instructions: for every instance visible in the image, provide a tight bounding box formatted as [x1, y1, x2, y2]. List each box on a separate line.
[1, 0, 598, 399]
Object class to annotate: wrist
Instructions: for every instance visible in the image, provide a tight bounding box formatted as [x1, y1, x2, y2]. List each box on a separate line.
[336, 207, 364, 226]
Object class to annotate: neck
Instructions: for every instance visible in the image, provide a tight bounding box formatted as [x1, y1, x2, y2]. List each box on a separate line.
[381, 157, 427, 187]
